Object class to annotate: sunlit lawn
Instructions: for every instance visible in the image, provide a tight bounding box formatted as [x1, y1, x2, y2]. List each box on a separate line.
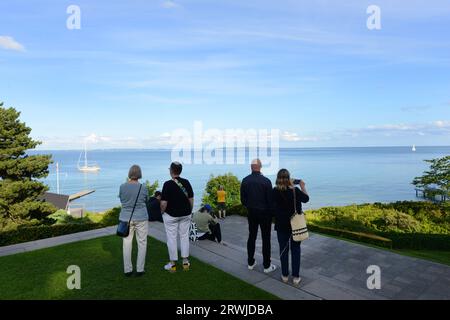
[0, 236, 278, 300]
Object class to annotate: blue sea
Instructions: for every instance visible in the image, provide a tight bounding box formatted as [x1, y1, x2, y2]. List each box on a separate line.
[30, 147, 450, 212]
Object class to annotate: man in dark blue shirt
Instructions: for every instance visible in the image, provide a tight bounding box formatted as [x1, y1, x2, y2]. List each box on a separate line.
[240, 159, 277, 273]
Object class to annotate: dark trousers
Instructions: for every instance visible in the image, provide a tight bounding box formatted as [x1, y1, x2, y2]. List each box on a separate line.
[198, 223, 222, 243]
[149, 216, 163, 222]
[247, 208, 272, 269]
[277, 231, 301, 278]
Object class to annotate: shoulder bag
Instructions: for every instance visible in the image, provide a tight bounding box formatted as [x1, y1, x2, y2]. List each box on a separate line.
[290, 187, 309, 242]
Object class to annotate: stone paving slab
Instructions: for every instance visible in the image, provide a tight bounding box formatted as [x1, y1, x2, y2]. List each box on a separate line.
[254, 277, 319, 300]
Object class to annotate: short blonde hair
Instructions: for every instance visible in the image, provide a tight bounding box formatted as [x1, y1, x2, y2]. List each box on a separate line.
[128, 165, 142, 180]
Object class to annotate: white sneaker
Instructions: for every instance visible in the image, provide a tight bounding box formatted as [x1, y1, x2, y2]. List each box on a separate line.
[248, 261, 257, 270]
[182, 261, 191, 271]
[293, 277, 302, 286]
[264, 264, 277, 273]
[164, 262, 176, 273]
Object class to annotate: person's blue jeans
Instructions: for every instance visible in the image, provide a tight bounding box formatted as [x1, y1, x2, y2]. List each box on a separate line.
[277, 231, 301, 278]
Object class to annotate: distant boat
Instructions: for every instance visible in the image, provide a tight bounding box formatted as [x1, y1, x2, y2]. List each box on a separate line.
[78, 142, 100, 172]
[412, 145, 416, 152]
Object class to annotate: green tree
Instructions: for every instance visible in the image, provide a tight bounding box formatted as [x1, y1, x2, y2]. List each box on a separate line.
[0, 102, 56, 231]
[413, 156, 450, 200]
[202, 173, 241, 210]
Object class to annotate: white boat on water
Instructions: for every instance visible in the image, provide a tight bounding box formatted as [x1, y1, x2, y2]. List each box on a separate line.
[78, 142, 100, 172]
[412, 145, 416, 152]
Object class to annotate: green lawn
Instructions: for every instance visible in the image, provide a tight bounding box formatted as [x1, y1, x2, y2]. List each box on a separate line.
[0, 236, 278, 300]
[392, 249, 450, 266]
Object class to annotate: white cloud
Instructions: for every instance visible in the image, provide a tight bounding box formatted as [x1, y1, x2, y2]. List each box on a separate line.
[434, 120, 450, 128]
[35, 120, 450, 150]
[340, 120, 450, 138]
[366, 124, 415, 131]
[84, 133, 111, 144]
[279, 120, 450, 145]
[37, 133, 175, 150]
[161, 1, 180, 9]
[281, 131, 319, 142]
[0, 36, 25, 52]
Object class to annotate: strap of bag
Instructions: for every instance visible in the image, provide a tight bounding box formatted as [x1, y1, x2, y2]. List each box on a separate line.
[173, 178, 193, 211]
[293, 187, 298, 214]
[173, 178, 189, 198]
[128, 183, 143, 224]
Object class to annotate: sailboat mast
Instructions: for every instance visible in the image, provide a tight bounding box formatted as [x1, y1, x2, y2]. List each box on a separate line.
[84, 141, 88, 167]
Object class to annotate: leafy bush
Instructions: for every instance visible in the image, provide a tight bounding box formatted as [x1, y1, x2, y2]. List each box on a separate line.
[145, 180, 159, 197]
[99, 207, 121, 227]
[46, 210, 92, 225]
[227, 204, 248, 217]
[307, 202, 450, 249]
[373, 201, 449, 224]
[84, 212, 105, 224]
[377, 211, 421, 233]
[202, 173, 241, 210]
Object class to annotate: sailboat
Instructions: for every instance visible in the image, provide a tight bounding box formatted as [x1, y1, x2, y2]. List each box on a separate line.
[78, 142, 100, 172]
[412, 145, 416, 152]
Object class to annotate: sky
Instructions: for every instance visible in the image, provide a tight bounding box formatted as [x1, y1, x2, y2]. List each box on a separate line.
[1, 0, 450, 149]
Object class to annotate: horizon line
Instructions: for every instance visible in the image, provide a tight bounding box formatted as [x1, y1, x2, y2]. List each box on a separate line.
[32, 145, 450, 152]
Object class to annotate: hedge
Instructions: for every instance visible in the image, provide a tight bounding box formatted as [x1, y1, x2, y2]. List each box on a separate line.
[384, 232, 450, 250]
[0, 223, 103, 247]
[0, 207, 121, 247]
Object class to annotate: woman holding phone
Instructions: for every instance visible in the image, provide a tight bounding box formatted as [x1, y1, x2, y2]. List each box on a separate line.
[272, 169, 309, 286]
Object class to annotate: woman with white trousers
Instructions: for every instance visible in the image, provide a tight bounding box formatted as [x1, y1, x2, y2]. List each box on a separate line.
[160, 161, 194, 272]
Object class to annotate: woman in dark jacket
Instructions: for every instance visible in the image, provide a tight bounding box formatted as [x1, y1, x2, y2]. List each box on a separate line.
[272, 169, 309, 286]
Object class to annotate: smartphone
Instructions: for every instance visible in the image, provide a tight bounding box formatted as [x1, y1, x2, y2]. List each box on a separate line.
[293, 179, 302, 185]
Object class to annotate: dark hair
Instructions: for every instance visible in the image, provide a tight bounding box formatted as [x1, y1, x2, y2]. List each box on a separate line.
[170, 161, 183, 175]
[154, 191, 162, 197]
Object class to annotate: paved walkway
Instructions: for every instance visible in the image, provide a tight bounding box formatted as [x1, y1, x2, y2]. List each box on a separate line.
[213, 216, 450, 300]
[1, 216, 450, 300]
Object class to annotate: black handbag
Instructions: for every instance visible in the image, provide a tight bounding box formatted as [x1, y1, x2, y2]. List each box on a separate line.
[116, 183, 143, 238]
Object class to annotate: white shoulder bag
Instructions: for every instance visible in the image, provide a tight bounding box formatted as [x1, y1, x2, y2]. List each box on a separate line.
[290, 187, 309, 242]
